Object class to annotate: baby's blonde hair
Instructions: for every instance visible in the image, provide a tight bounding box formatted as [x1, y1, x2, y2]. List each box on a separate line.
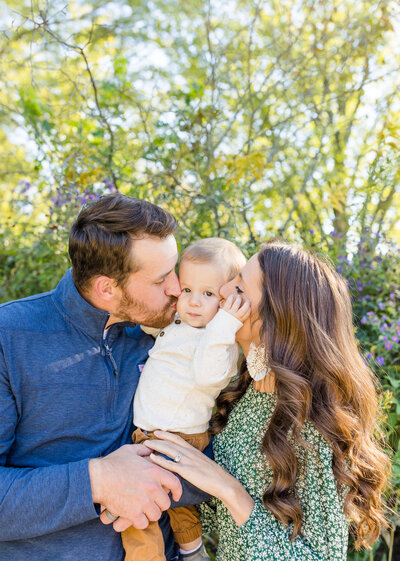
[180, 238, 246, 281]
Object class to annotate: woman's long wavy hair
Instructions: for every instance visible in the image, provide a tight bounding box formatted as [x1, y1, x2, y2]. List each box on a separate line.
[211, 241, 390, 549]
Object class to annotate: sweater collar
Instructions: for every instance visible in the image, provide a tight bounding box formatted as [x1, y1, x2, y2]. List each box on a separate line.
[53, 268, 136, 342]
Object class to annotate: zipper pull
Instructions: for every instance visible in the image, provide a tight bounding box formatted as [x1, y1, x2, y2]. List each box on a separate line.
[104, 342, 119, 377]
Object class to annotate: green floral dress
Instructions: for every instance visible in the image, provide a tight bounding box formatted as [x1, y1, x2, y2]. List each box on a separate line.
[199, 384, 349, 560]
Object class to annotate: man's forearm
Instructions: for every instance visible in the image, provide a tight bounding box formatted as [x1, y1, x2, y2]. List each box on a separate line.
[0, 461, 97, 541]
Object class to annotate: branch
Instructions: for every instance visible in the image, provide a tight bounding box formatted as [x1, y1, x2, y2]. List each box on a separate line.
[24, 15, 118, 187]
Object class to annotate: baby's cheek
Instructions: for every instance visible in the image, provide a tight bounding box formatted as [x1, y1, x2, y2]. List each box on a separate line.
[210, 299, 221, 316]
[176, 296, 186, 316]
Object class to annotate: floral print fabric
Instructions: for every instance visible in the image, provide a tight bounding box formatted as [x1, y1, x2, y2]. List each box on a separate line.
[199, 384, 348, 560]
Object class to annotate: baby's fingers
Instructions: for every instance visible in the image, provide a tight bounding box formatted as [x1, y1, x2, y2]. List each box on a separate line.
[222, 294, 242, 312]
[231, 295, 243, 312]
[221, 294, 235, 310]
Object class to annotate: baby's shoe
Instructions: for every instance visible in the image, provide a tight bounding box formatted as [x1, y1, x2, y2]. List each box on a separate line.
[180, 544, 212, 560]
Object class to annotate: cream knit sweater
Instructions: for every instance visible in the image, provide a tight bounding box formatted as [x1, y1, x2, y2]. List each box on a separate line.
[133, 309, 242, 434]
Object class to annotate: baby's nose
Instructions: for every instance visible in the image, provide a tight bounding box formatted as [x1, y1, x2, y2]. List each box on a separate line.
[189, 293, 201, 306]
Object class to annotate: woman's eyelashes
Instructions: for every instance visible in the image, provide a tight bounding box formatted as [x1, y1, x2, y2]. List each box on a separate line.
[235, 285, 244, 294]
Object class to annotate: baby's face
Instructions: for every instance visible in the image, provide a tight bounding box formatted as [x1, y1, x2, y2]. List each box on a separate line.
[177, 260, 226, 328]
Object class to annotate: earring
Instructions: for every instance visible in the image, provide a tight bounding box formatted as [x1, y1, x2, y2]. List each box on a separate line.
[246, 342, 271, 381]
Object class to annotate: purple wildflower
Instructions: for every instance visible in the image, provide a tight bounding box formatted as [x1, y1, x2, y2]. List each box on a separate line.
[19, 180, 31, 194]
[376, 356, 385, 366]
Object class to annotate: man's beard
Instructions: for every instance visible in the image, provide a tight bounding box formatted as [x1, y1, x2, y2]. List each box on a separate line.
[116, 289, 177, 328]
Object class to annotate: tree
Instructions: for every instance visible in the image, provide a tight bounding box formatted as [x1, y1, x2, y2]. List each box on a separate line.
[1, 2, 400, 557]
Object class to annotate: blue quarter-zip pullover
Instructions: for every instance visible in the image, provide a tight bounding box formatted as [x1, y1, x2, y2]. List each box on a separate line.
[0, 269, 182, 560]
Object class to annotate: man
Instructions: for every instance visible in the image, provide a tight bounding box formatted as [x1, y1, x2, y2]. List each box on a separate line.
[0, 194, 208, 560]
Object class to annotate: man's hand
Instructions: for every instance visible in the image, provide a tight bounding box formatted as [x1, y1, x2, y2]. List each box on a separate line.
[89, 444, 182, 532]
[221, 293, 250, 323]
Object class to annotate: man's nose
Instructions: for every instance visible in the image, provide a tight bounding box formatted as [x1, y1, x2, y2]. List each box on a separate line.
[165, 272, 181, 298]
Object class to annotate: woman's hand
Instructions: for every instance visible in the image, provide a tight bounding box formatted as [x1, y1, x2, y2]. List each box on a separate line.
[144, 431, 255, 526]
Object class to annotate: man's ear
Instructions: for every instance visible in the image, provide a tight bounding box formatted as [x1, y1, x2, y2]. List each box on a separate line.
[91, 276, 119, 303]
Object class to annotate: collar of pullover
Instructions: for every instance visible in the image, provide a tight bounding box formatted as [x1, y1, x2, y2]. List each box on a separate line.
[53, 268, 136, 342]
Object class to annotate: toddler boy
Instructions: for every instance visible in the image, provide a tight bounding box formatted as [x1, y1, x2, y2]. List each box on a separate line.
[122, 238, 249, 561]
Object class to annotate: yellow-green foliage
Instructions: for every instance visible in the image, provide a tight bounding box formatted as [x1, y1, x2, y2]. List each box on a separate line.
[1, 1, 400, 557]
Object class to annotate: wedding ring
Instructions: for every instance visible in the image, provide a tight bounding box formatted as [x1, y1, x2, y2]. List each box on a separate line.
[173, 451, 183, 463]
[105, 509, 119, 522]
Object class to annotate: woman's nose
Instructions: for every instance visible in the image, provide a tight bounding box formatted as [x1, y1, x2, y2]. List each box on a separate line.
[220, 277, 238, 300]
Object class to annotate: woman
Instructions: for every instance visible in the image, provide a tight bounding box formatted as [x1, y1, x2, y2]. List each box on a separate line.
[145, 241, 390, 560]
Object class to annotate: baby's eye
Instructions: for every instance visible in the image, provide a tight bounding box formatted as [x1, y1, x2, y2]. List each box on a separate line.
[235, 285, 244, 294]
[204, 291, 213, 297]
[182, 288, 191, 293]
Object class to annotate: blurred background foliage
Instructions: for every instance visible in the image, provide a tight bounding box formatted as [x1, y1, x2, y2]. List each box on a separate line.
[0, 0, 399, 558]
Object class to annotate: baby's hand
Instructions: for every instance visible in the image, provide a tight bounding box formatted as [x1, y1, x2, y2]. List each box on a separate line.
[221, 294, 251, 322]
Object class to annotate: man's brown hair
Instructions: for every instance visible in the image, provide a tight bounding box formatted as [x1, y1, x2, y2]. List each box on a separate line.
[69, 194, 177, 292]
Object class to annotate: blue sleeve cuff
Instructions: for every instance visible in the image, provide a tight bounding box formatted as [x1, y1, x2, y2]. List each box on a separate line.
[70, 458, 100, 520]
[169, 438, 214, 508]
